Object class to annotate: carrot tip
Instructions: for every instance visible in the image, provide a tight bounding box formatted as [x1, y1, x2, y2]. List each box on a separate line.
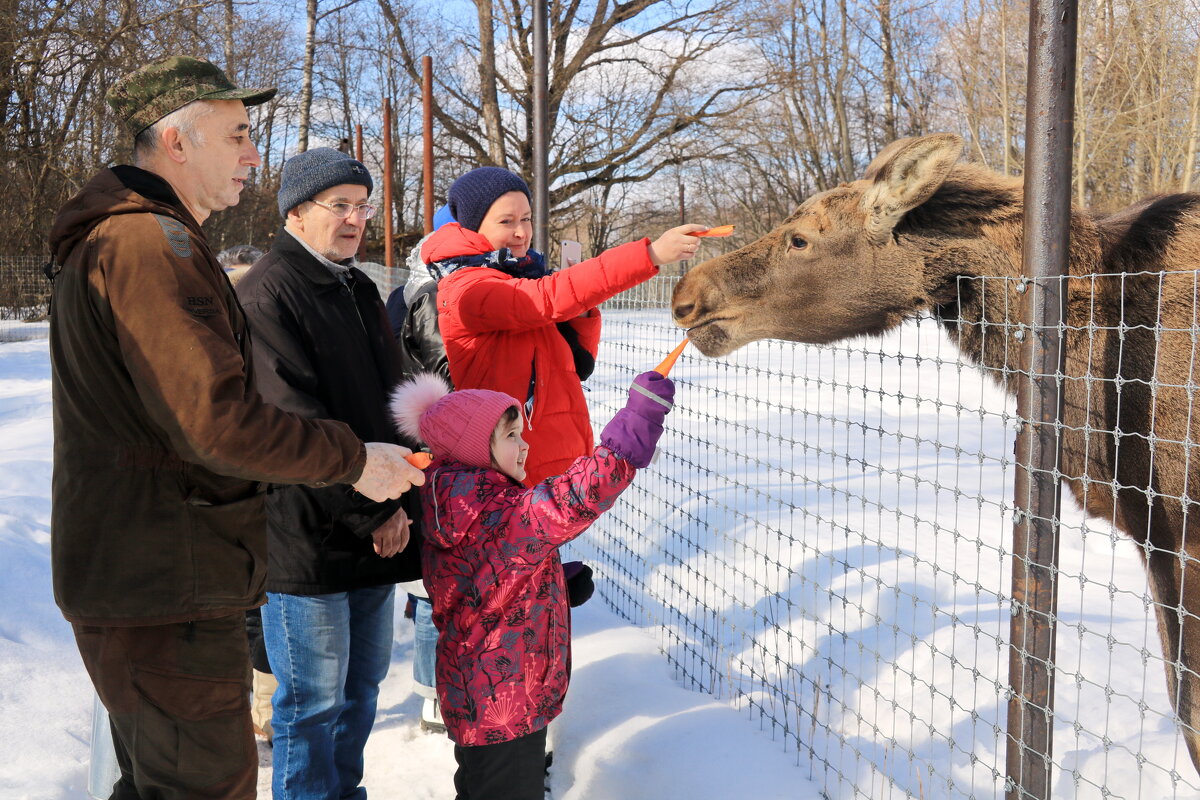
[654, 338, 690, 376]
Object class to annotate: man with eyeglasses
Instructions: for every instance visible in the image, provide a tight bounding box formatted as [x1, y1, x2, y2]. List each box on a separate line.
[235, 146, 420, 800]
[48, 59, 423, 799]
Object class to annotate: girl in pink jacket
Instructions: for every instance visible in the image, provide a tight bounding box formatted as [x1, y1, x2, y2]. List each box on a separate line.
[391, 369, 673, 799]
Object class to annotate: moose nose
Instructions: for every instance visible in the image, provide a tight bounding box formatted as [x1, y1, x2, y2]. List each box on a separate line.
[671, 275, 705, 326]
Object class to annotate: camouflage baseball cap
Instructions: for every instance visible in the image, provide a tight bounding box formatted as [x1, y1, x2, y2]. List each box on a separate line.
[106, 55, 277, 135]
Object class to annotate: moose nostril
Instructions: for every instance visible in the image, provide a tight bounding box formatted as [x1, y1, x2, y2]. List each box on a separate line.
[673, 302, 695, 321]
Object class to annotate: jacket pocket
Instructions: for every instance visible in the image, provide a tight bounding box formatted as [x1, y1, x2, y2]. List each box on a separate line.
[185, 492, 267, 606]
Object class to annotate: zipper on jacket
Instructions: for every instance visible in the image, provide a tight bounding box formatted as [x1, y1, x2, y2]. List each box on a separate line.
[524, 361, 536, 430]
[343, 276, 371, 341]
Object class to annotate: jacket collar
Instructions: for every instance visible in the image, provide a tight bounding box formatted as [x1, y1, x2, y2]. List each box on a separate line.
[420, 223, 494, 264]
[111, 165, 183, 209]
[271, 228, 361, 288]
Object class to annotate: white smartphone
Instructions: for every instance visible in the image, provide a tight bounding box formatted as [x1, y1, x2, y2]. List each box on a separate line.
[560, 239, 583, 270]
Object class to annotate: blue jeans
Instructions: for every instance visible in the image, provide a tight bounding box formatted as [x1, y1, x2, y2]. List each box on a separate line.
[262, 586, 395, 800]
[413, 597, 438, 696]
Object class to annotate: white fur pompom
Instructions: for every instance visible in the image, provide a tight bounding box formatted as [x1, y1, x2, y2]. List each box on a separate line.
[391, 373, 452, 443]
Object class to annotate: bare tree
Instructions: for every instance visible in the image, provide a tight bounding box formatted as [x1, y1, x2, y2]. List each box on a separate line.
[297, 0, 362, 153]
[376, 0, 764, 218]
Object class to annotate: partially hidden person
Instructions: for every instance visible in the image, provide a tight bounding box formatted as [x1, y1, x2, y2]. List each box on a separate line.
[390, 367, 674, 799]
[235, 147, 422, 800]
[216, 243, 262, 285]
[47, 56, 422, 800]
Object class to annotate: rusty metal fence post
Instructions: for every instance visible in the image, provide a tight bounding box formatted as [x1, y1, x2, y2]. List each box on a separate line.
[531, 0, 549, 254]
[1005, 0, 1077, 795]
[423, 55, 434, 234]
[382, 97, 394, 268]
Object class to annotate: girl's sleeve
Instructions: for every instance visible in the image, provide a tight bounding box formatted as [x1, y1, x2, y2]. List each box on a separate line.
[500, 447, 636, 560]
[451, 240, 656, 334]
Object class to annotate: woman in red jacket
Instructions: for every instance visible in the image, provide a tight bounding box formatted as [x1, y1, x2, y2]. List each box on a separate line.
[415, 166, 702, 484]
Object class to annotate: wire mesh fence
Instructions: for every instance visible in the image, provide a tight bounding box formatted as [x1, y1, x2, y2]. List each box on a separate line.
[567, 274, 1200, 799]
[7, 250, 1198, 796]
[357, 261, 408, 299]
[0, 256, 51, 341]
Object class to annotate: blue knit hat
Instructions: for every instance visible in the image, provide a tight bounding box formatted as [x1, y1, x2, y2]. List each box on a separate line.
[447, 167, 530, 233]
[278, 147, 374, 217]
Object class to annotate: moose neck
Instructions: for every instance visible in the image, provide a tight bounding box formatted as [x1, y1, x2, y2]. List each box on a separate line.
[906, 165, 1101, 383]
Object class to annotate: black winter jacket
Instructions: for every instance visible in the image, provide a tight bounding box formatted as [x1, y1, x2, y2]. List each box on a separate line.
[397, 280, 450, 381]
[237, 230, 421, 594]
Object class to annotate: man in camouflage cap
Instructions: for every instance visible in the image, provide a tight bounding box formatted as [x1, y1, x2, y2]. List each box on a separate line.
[47, 55, 425, 799]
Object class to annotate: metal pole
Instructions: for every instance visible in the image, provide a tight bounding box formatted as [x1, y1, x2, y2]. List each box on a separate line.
[531, 0, 549, 253]
[423, 55, 434, 234]
[355, 124, 366, 261]
[1005, 0, 1076, 795]
[383, 98, 394, 269]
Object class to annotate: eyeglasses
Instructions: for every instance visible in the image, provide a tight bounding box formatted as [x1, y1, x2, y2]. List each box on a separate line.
[310, 199, 377, 220]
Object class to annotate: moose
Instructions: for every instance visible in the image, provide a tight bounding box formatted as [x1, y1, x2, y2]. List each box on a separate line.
[672, 133, 1200, 772]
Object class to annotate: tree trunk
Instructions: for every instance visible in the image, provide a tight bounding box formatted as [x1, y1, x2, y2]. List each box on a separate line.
[877, 0, 897, 142]
[474, 0, 506, 167]
[223, 0, 236, 75]
[1182, 35, 1200, 191]
[298, 0, 317, 153]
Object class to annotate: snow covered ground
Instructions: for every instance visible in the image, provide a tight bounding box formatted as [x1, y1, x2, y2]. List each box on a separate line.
[0, 335, 816, 800]
[4, 304, 1199, 799]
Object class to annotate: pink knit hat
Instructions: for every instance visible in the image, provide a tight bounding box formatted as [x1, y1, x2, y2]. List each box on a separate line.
[391, 374, 520, 469]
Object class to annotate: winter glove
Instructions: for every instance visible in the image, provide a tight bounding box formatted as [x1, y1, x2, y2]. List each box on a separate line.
[563, 561, 595, 607]
[599, 371, 675, 468]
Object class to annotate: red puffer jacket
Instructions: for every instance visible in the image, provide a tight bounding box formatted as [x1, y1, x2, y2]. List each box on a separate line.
[424, 224, 658, 484]
[421, 447, 635, 745]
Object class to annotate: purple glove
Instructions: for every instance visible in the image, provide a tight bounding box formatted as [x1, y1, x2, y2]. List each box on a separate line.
[600, 371, 675, 468]
[562, 561, 595, 607]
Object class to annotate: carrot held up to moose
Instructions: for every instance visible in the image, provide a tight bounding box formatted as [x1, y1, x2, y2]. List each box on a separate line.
[402, 338, 690, 472]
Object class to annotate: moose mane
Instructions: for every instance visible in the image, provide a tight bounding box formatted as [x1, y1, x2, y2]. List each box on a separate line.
[897, 164, 1024, 239]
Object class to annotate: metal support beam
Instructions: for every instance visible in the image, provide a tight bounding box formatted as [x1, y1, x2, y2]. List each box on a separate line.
[1005, 0, 1077, 795]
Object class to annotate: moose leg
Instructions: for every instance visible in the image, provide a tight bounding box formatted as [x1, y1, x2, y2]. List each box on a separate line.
[1144, 543, 1200, 775]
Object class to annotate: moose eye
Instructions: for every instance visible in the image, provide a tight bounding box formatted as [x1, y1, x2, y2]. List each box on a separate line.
[790, 235, 809, 250]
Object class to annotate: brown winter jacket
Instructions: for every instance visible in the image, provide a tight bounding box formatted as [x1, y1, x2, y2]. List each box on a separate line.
[47, 166, 367, 626]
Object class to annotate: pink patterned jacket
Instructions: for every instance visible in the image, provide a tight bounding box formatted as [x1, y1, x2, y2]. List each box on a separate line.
[421, 446, 635, 746]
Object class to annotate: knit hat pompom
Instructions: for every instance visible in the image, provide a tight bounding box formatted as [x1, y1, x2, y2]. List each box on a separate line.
[391, 374, 520, 470]
[391, 373, 450, 442]
[447, 167, 530, 233]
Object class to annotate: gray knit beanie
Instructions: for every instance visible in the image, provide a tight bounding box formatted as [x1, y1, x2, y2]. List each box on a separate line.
[278, 147, 374, 217]
[447, 167, 530, 233]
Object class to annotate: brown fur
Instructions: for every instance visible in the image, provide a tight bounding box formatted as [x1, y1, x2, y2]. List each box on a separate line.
[672, 133, 1200, 772]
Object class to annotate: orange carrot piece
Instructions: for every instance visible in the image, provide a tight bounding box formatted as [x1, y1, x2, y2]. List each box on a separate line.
[405, 451, 433, 469]
[655, 338, 690, 376]
[689, 224, 735, 238]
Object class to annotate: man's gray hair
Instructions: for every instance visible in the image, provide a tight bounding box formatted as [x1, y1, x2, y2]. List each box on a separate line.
[133, 100, 215, 163]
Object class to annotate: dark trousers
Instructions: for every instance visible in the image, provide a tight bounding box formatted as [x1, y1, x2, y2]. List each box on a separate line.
[453, 726, 548, 800]
[73, 613, 256, 800]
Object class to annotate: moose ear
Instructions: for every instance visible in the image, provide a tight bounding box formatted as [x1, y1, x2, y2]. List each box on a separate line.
[860, 133, 963, 245]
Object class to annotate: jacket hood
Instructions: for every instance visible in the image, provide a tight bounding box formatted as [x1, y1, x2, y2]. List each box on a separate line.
[425, 461, 518, 549]
[420, 222, 495, 264]
[49, 167, 194, 264]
